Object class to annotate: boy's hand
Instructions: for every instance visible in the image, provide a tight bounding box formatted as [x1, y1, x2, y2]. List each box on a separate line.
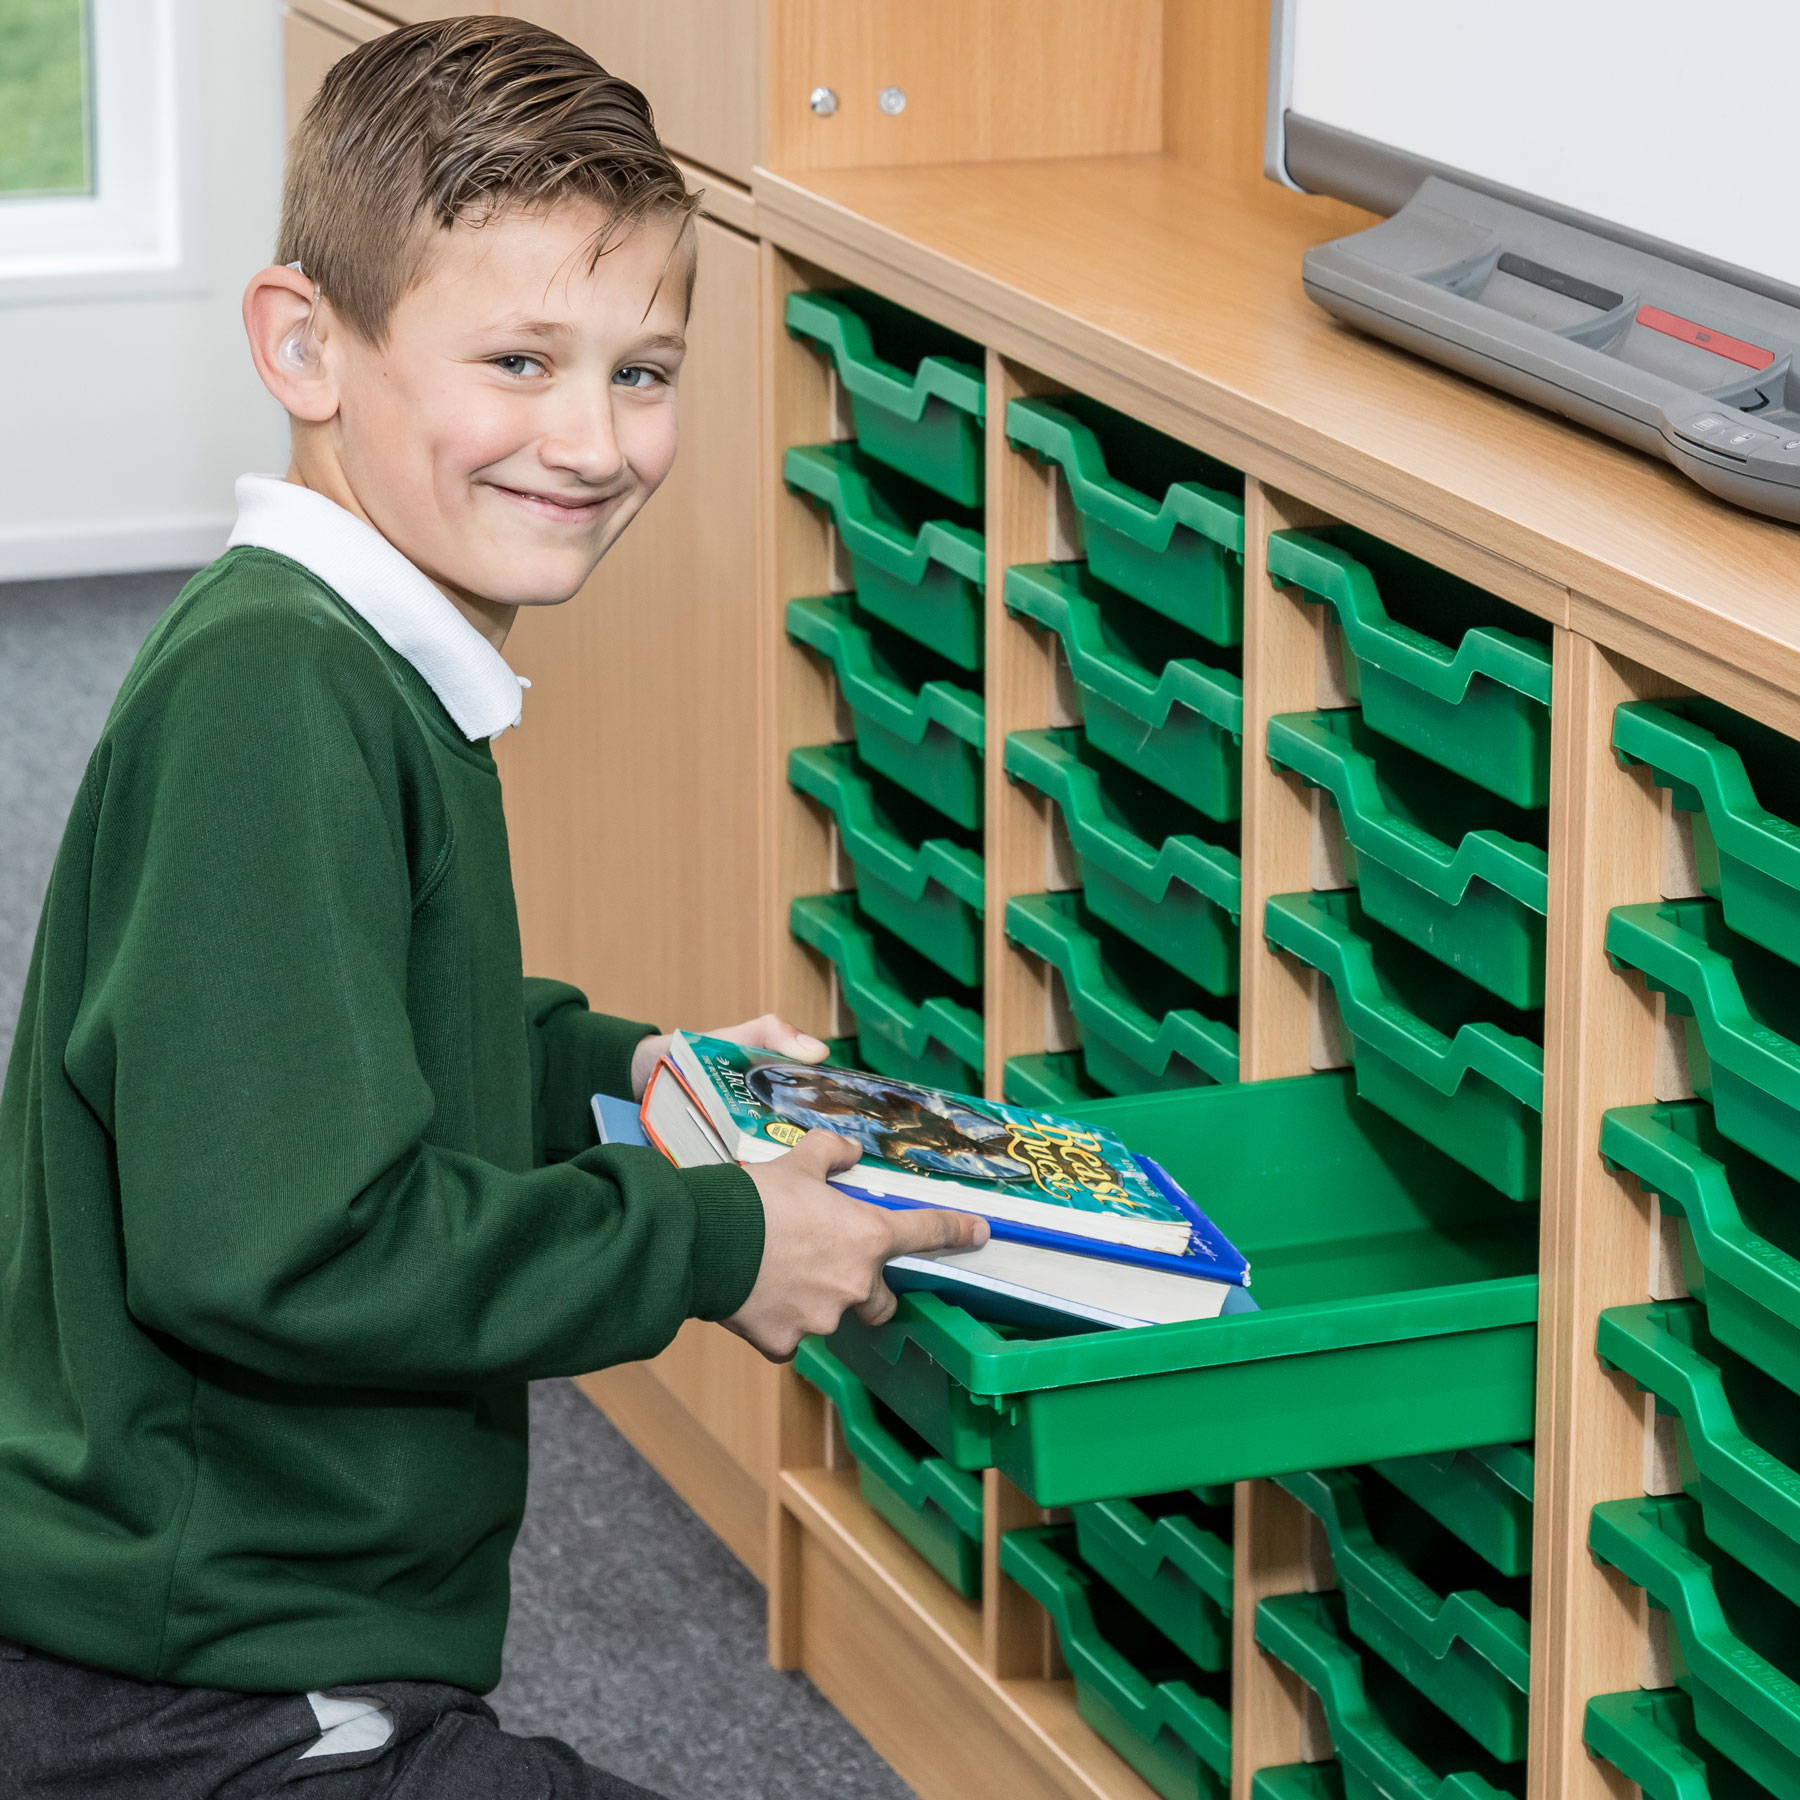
[725, 1129, 989, 1362]
[630, 1013, 828, 1101]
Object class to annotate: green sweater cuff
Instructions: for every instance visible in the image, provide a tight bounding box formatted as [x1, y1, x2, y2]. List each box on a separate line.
[680, 1162, 766, 1321]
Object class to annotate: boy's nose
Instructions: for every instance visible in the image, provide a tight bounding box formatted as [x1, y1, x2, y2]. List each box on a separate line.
[539, 394, 629, 487]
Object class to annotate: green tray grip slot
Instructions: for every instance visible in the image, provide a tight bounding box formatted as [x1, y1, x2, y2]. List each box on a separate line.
[1615, 700, 1800, 969]
[790, 892, 984, 1091]
[1070, 1491, 1234, 1673]
[1278, 1468, 1530, 1763]
[1264, 890, 1545, 1200]
[1599, 1299, 1800, 1609]
[1002, 1050, 1114, 1110]
[1006, 396, 1246, 647]
[784, 290, 985, 507]
[1255, 1592, 1518, 1800]
[1004, 1525, 1232, 1800]
[1606, 898, 1800, 1184]
[1590, 1494, 1800, 1800]
[1266, 532, 1551, 809]
[1007, 890, 1241, 1091]
[1268, 709, 1547, 1009]
[784, 443, 986, 670]
[1004, 560, 1244, 820]
[789, 743, 984, 986]
[1007, 727, 1241, 994]
[1367, 1445, 1534, 1579]
[785, 593, 985, 829]
[1586, 1688, 1775, 1800]
[1601, 1100, 1800, 1399]
[793, 1338, 984, 1598]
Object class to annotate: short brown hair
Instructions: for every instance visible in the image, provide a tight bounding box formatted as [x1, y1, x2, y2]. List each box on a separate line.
[279, 15, 694, 343]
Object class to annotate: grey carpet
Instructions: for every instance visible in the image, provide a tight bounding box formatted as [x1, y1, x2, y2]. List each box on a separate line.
[0, 569, 915, 1800]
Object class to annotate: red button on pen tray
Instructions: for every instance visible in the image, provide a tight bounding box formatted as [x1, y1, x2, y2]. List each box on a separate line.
[1637, 304, 1776, 372]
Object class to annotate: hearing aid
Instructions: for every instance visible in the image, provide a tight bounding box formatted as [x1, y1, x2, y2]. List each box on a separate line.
[277, 260, 322, 374]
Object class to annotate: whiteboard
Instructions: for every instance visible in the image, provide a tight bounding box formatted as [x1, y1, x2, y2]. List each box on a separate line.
[1281, 0, 1800, 293]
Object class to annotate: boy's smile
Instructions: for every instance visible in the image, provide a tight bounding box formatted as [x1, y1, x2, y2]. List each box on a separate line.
[248, 200, 693, 649]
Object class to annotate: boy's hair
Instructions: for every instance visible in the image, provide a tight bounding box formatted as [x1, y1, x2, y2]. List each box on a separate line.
[279, 15, 695, 344]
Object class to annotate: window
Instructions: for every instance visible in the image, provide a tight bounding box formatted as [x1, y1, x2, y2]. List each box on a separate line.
[0, 0, 200, 303]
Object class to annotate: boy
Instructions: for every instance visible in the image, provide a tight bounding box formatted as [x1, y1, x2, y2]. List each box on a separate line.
[0, 18, 983, 1797]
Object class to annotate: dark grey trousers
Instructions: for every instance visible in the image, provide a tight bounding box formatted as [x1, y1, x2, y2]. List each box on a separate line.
[0, 1638, 669, 1799]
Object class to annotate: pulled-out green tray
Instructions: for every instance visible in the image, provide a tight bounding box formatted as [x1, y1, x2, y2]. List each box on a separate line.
[1002, 1051, 1114, 1110]
[1007, 891, 1240, 1094]
[1070, 1489, 1234, 1674]
[1587, 1687, 1779, 1800]
[1005, 1526, 1232, 1800]
[1256, 1591, 1523, 1800]
[1615, 698, 1800, 972]
[785, 443, 986, 670]
[1007, 395, 1246, 647]
[1268, 710, 1548, 1008]
[1005, 561, 1244, 819]
[789, 743, 984, 986]
[1601, 1101, 1800, 1398]
[786, 593, 984, 828]
[1601, 1300, 1800, 1608]
[789, 893, 984, 1093]
[793, 1338, 984, 1599]
[785, 289, 986, 506]
[1607, 898, 1800, 1185]
[1253, 1766, 1348, 1800]
[1267, 530, 1553, 809]
[1590, 1493, 1800, 1800]
[1007, 728, 1241, 993]
[822, 1071, 1538, 1502]
[1264, 890, 1546, 1201]
[1367, 1445, 1534, 1579]
[1278, 1467, 1530, 1761]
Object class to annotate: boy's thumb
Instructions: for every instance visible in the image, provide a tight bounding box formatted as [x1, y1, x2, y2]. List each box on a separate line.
[789, 1128, 862, 1178]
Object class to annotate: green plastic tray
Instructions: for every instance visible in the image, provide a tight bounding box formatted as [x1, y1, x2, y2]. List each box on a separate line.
[785, 289, 986, 506]
[786, 594, 984, 828]
[793, 1338, 984, 1599]
[785, 443, 986, 670]
[789, 743, 984, 986]
[1070, 1488, 1235, 1673]
[1006, 395, 1246, 646]
[1267, 710, 1548, 1008]
[1278, 1467, 1530, 1761]
[1615, 698, 1800, 971]
[1007, 728, 1242, 993]
[1587, 1688, 1779, 1800]
[1266, 530, 1553, 809]
[822, 1071, 1539, 1502]
[1256, 1592, 1523, 1800]
[789, 892, 984, 1093]
[1004, 1526, 1232, 1800]
[1264, 890, 1546, 1201]
[1590, 1493, 1800, 1800]
[1005, 561, 1244, 819]
[1253, 1766, 1348, 1800]
[1007, 891, 1241, 1093]
[1607, 898, 1800, 1185]
[1601, 1101, 1800, 1398]
[1002, 1051, 1114, 1110]
[1601, 1300, 1800, 1608]
[1366, 1445, 1535, 1579]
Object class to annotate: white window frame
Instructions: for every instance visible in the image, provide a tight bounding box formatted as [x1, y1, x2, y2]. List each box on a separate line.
[0, 0, 203, 304]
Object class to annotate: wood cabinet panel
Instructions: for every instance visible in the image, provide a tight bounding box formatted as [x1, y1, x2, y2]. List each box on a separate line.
[498, 215, 766, 1033]
[282, 6, 386, 136]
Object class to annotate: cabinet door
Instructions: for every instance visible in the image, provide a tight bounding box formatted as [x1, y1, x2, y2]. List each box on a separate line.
[497, 215, 766, 1032]
[505, 0, 762, 183]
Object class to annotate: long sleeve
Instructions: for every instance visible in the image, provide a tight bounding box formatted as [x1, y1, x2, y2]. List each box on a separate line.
[523, 975, 655, 1161]
[62, 602, 763, 1392]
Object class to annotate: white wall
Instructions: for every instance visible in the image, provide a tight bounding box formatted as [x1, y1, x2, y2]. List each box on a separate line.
[0, 1, 287, 582]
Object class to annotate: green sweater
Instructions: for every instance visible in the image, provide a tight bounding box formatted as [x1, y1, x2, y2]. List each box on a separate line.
[0, 548, 764, 1694]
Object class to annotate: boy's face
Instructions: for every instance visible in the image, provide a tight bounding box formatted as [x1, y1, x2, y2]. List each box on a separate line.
[319, 201, 690, 615]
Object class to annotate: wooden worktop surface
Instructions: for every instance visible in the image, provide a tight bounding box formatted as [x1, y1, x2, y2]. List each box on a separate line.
[755, 152, 1800, 730]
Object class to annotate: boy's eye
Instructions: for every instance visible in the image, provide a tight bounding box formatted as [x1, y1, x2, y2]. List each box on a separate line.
[491, 354, 547, 379]
[614, 364, 663, 389]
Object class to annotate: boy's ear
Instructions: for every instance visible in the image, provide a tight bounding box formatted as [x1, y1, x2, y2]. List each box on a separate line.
[243, 265, 341, 424]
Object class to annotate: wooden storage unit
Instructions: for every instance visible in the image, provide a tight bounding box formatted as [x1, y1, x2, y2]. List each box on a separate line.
[282, 7, 1800, 1798]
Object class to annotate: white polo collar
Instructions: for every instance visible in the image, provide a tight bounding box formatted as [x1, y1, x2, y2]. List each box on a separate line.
[226, 475, 528, 741]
